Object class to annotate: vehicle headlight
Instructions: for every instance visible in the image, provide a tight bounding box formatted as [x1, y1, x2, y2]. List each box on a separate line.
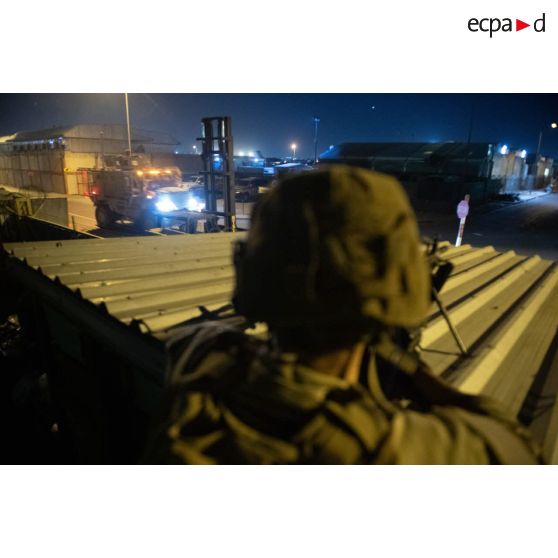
[155, 198, 178, 212]
[186, 196, 206, 212]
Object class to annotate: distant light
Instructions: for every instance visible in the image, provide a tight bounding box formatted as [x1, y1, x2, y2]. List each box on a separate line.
[551, 123, 558, 129]
[291, 143, 297, 150]
[238, 151, 245, 156]
[174, 151, 179, 155]
[248, 151, 254, 157]
[520, 149, 527, 158]
[500, 145, 509, 155]
[254, 158, 259, 162]
[544, 168, 550, 177]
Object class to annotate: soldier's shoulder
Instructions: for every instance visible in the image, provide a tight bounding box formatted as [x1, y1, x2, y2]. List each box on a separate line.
[374, 404, 540, 465]
[160, 330, 394, 463]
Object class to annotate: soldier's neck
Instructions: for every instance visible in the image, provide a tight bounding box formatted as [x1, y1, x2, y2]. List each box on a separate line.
[298, 342, 366, 384]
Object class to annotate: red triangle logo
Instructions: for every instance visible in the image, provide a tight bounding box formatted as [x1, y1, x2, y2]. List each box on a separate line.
[516, 19, 530, 31]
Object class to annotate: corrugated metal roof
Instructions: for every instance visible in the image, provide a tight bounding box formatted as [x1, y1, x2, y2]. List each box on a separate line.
[4, 232, 243, 333]
[0, 124, 178, 145]
[3, 233, 558, 460]
[4, 234, 557, 347]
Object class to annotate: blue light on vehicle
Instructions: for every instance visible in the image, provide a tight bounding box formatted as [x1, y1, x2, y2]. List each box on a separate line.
[155, 197, 178, 212]
[187, 195, 205, 212]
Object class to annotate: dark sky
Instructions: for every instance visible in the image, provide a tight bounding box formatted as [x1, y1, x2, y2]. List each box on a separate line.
[1, 93, 558, 159]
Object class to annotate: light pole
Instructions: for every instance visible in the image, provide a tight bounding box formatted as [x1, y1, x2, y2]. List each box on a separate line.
[535, 122, 557, 163]
[534, 122, 558, 187]
[535, 122, 557, 186]
[535, 131, 543, 162]
[124, 93, 132, 159]
[313, 116, 320, 164]
[291, 143, 297, 160]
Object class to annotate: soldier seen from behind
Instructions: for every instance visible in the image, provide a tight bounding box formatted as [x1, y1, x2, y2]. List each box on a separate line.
[143, 165, 540, 464]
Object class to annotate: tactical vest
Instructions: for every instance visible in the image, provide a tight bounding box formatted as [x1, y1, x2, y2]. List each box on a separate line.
[143, 323, 540, 465]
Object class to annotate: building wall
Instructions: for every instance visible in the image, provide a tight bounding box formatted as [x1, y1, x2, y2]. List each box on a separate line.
[0, 146, 66, 194]
[0, 124, 179, 195]
[491, 152, 529, 192]
[65, 137, 174, 155]
[527, 157, 555, 189]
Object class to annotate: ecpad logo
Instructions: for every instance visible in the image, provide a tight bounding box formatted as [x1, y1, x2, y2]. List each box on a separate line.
[468, 13, 546, 37]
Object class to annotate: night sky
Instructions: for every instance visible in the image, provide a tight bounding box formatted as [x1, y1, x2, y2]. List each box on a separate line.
[1, 93, 558, 159]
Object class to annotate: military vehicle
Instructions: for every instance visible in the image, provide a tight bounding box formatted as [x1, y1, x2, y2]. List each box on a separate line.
[89, 166, 207, 230]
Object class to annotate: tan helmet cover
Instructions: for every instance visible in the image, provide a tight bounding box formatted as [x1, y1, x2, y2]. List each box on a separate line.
[234, 165, 431, 332]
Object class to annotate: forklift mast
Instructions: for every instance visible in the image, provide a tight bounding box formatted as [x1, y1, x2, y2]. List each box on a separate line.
[198, 117, 236, 232]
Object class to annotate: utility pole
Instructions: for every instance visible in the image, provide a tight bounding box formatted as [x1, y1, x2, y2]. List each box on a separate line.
[313, 116, 321, 164]
[535, 130, 543, 163]
[100, 130, 105, 169]
[534, 130, 544, 188]
[466, 103, 474, 144]
[124, 93, 132, 159]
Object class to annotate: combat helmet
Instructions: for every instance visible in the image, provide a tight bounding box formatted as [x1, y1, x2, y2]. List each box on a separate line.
[233, 165, 431, 347]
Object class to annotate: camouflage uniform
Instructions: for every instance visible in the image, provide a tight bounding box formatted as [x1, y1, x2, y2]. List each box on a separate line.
[144, 323, 538, 464]
[144, 166, 540, 464]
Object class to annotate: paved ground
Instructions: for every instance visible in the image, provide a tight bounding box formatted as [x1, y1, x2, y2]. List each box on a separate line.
[67, 194, 97, 231]
[417, 191, 558, 261]
[61, 190, 558, 261]
[3, 184, 558, 261]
